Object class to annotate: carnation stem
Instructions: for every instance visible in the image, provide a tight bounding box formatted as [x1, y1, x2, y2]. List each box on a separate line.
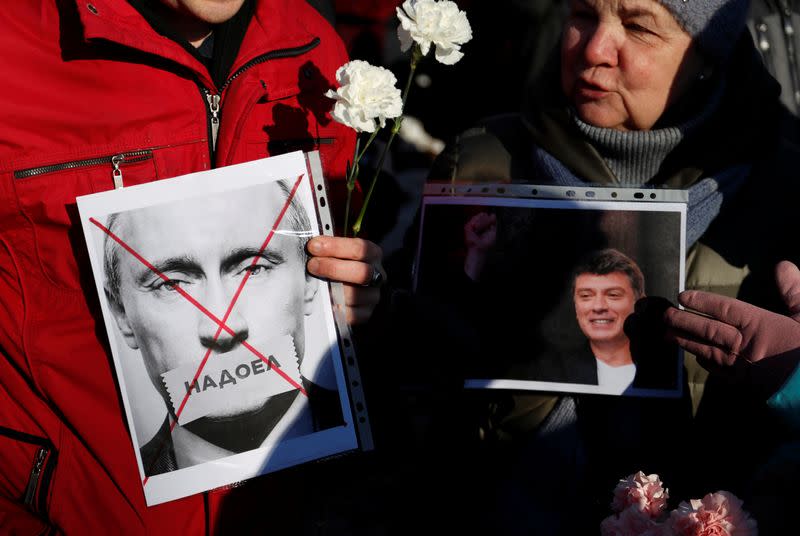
[342, 136, 360, 238]
[343, 129, 381, 237]
[358, 129, 380, 162]
[352, 48, 420, 237]
[352, 122, 401, 237]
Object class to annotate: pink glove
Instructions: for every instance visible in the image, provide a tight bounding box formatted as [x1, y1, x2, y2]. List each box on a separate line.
[664, 261, 800, 395]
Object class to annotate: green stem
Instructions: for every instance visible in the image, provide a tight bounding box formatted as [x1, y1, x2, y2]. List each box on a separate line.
[352, 122, 402, 237]
[342, 136, 360, 238]
[357, 129, 380, 162]
[402, 46, 422, 102]
[351, 44, 422, 237]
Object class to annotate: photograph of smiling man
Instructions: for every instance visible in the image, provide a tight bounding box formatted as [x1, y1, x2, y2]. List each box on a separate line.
[414, 194, 684, 397]
[552, 249, 648, 393]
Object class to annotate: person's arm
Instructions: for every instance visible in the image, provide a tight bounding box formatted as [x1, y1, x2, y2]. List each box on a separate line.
[306, 236, 384, 325]
[663, 260, 800, 399]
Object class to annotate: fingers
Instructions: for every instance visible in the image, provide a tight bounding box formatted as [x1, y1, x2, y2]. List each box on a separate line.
[305, 237, 384, 325]
[776, 260, 800, 319]
[305, 262, 381, 325]
[307, 257, 381, 287]
[342, 285, 380, 325]
[677, 290, 760, 331]
[307, 236, 382, 264]
[667, 328, 739, 367]
[663, 307, 743, 358]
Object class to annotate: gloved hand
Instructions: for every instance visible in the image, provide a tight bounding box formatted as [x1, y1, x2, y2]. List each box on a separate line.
[664, 261, 800, 396]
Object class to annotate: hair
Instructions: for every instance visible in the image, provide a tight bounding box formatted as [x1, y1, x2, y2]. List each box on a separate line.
[571, 248, 645, 299]
[103, 178, 312, 306]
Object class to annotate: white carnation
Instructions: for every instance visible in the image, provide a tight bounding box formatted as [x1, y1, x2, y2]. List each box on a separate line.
[397, 0, 472, 65]
[325, 60, 403, 133]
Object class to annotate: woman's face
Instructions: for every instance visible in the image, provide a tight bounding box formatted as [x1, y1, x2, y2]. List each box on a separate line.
[561, 0, 701, 131]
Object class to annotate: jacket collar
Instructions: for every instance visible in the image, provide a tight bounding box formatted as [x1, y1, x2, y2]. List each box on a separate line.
[234, 0, 318, 76]
[71, 0, 317, 90]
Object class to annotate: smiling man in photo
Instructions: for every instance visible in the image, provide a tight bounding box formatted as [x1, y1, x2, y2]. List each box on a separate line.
[526, 248, 648, 392]
[572, 248, 644, 393]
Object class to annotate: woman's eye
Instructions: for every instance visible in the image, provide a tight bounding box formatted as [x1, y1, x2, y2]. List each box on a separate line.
[625, 22, 653, 35]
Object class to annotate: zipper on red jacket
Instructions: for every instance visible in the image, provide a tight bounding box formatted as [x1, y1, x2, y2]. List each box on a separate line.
[14, 150, 154, 189]
[0, 425, 57, 515]
[203, 89, 221, 154]
[24, 448, 48, 505]
[199, 37, 321, 165]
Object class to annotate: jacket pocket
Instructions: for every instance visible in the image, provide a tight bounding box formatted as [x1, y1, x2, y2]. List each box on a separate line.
[231, 76, 339, 161]
[0, 425, 57, 516]
[12, 150, 157, 289]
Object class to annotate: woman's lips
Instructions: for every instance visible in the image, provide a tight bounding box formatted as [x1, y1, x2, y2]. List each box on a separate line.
[576, 79, 611, 99]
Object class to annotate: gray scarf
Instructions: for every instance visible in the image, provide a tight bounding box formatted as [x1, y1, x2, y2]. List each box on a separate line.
[534, 79, 751, 247]
[532, 77, 749, 247]
[532, 146, 749, 247]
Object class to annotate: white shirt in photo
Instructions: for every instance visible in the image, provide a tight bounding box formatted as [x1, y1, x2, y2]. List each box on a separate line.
[595, 359, 636, 394]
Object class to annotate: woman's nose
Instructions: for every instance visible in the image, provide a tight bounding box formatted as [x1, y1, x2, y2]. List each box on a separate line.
[583, 22, 620, 68]
[197, 280, 249, 352]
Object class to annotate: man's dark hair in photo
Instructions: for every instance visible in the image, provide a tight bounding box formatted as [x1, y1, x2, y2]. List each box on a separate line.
[572, 248, 646, 299]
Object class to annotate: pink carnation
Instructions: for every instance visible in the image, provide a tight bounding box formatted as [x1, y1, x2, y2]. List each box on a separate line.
[612, 471, 670, 518]
[601, 507, 668, 536]
[667, 491, 758, 536]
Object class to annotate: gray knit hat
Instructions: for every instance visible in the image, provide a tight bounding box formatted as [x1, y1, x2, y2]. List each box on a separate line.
[657, 0, 750, 64]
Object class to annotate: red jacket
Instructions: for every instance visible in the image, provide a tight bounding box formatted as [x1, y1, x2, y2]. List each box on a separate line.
[0, 1, 356, 533]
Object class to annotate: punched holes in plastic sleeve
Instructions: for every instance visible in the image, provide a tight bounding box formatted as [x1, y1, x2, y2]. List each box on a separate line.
[341, 338, 366, 423]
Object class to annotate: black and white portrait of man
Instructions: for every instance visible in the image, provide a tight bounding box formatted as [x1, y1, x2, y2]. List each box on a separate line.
[101, 178, 344, 477]
[78, 153, 362, 505]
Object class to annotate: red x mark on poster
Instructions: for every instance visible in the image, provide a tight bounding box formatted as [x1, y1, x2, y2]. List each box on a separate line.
[90, 174, 309, 484]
